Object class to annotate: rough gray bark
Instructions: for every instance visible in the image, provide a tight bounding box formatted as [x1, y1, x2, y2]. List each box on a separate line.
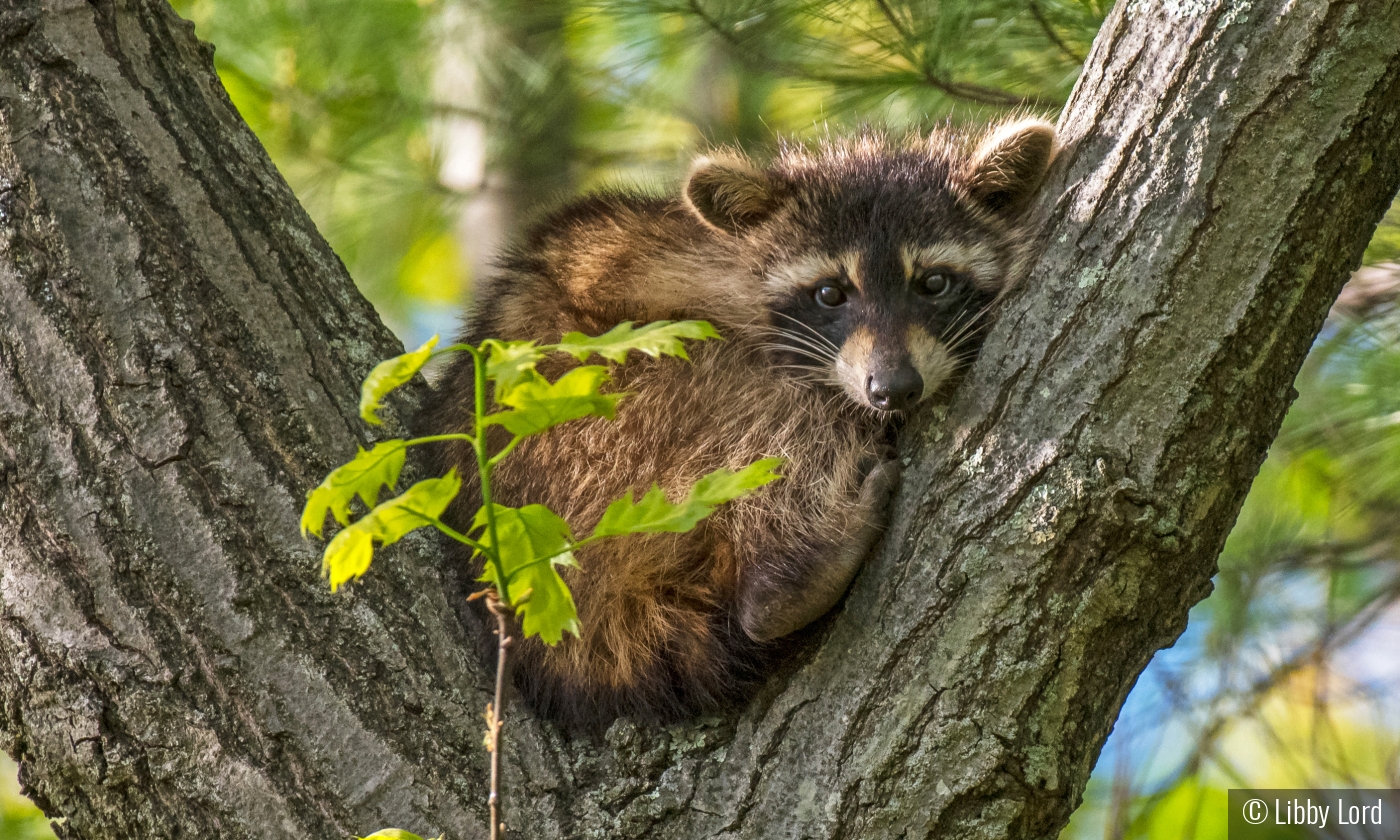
[0, 1, 1397, 840]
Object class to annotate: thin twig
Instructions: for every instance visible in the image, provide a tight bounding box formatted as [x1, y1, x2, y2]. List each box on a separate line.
[1154, 574, 1400, 803]
[1026, 0, 1085, 63]
[483, 591, 513, 840]
[469, 344, 510, 604]
[871, 0, 921, 61]
[683, 0, 1045, 108]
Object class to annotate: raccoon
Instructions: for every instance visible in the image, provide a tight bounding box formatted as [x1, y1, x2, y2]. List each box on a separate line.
[420, 118, 1057, 728]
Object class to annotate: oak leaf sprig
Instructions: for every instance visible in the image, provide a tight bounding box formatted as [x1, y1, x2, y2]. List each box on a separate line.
[302, 320, 781, 644]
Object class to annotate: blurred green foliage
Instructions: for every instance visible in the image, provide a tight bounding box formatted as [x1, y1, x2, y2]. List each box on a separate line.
[169, 0, 456, 334]
[0, 756, 53, 840]
[1067, 266, 1400, 838]
[166, 0, 1108, 340]
[1, 1, 1398, 837]
[1365, 201, 1400, 265]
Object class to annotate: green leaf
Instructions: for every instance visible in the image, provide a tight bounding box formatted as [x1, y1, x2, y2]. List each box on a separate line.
[322, 471, 462, 591]
[474, 504, 581, 645]
[481, 338, 545, 399]
[593, 458, 784, 539]
[323, 528, 374, 593]
[301, 441, 408, 538]
[360, 335, 439, 425]
[690, 457, 786, 505]
[483, 365, 624, 437]
[552, 320, 722, 363]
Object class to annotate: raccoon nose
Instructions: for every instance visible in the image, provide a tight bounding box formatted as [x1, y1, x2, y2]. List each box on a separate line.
[866, 366, 923, 412]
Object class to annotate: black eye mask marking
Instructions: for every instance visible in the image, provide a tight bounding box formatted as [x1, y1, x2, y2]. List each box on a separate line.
[761, 247, 1003, 396]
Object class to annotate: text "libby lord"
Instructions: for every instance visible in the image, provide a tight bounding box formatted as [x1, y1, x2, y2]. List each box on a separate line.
[1274, 798, 1384, 828]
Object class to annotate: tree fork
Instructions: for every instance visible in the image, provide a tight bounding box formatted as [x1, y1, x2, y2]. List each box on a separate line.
[0, 1, 1397, 840]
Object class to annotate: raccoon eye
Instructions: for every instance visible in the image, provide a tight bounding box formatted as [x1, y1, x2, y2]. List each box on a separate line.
[917, 269, 956, 297]
[814, 284, 848, 308]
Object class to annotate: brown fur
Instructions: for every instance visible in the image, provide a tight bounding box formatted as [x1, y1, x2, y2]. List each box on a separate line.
[419, 119, 1057, 728]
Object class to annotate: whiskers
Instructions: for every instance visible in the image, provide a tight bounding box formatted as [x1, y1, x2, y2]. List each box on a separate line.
[751, 312, 842, 386]
[770, 312, 842, 357]
[939, 301, 997, 364]
[736, 303, 998, 417]
[763, 355, 841, 390]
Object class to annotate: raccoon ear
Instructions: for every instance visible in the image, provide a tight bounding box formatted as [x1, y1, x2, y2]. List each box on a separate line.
[684, 153, 786, 235]
[964, 118, 1057, 215]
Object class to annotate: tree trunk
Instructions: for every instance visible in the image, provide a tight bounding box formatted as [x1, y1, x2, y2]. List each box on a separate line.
[1, 1, 1397, 839]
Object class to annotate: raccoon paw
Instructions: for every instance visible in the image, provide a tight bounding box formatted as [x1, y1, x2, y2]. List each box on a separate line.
[858, 455, 902, 516]
[737, 456, 903, 644]
[856, 445, 899, 483]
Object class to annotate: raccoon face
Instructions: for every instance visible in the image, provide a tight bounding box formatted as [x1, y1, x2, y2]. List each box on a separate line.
[761, 244, 1003, 413]
[684, 119, 1056, 414]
